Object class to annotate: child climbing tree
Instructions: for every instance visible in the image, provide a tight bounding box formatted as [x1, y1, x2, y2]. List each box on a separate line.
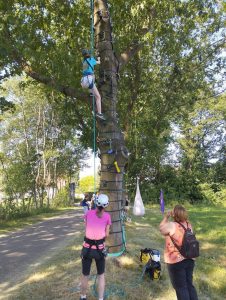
[0, 0, 224, 254]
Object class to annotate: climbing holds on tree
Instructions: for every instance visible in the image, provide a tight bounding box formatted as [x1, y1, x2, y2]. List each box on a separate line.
[97, 9, 109, 21]
[119, 145, 129, 159]
[114, 161, 121, 173]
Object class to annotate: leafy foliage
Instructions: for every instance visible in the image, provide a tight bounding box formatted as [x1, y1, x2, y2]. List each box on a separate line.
[77, 175, 100, 193]
[0, 1, 225, 214]
[0, 77, 86, 211]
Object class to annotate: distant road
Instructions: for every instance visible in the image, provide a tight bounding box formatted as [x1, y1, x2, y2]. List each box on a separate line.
[0, 209, 83, 294]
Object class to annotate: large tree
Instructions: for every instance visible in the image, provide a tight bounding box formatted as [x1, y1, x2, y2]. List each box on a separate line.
[0, 0, 224, 253]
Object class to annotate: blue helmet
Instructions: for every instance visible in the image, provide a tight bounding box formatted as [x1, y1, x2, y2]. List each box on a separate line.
[82, 49, 91, 57]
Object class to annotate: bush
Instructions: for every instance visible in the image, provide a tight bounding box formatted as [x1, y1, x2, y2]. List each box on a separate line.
[0, 200, 55, 220]
[198, 183, 226, 204]
[0, 201, 28, 220]
[52, 187, 71, 208]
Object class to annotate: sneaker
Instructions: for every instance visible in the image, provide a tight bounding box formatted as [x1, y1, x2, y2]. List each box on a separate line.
[79, 297, 87, 300]
[96, 113, 106, 121]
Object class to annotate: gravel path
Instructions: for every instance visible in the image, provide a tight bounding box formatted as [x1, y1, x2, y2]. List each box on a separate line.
[0, 209, 84, 294]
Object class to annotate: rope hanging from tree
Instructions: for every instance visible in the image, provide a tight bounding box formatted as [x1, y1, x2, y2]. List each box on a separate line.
[90, 0, 96, 193]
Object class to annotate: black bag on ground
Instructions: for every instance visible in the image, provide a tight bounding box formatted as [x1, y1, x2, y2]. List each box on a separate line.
[140, 249, 161, 280]
[170, 222, 199, 259]
[145, 259, 161, 280]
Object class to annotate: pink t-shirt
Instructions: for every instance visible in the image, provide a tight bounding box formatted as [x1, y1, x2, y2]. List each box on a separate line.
[83, 209, 112, 249]
[164, 221, 192, 264]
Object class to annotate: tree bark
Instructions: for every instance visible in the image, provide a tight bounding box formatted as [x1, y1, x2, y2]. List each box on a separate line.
[94, 0, 129, 254]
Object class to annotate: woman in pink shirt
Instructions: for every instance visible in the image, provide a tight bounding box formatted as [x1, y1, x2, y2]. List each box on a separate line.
[80, 194, 111, 300]
[159, 205, 198, 300]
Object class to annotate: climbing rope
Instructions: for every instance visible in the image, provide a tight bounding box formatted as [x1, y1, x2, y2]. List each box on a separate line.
[92, 275, 126, 298]
[107, 187, 127, 257]
[90, 0, 96, 193]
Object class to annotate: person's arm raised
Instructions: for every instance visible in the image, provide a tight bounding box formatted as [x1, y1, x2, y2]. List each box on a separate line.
[159, 211, 175, 236]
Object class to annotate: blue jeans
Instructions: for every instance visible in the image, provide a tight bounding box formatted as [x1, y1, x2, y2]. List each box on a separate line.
[167, 259, 198, 300]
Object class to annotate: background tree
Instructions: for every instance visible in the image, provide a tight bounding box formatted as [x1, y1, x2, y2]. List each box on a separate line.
[77, 175, 100, 194]
[0, 77, 86, 211]
[177, 93, 226, 202]
[0, 0, 225, 252]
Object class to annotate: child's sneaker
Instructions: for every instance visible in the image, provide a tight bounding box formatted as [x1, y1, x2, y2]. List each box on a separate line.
[96, 113, 106, 121]
[79, 297, 87, 300]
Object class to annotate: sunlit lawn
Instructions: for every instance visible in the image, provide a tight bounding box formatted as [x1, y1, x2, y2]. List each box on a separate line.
[4, 204, 226, 300]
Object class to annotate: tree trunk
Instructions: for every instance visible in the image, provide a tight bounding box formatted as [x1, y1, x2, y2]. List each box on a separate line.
[32, 183, 38, 209]
[94, 0, 128, 254]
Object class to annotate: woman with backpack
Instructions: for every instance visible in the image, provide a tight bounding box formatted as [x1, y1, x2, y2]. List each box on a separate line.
[159, 205, 199, 300]
[80, 194, 111, 300]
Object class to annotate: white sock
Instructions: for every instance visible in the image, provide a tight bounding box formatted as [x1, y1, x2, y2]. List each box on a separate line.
[99, 298, 104, 300]
[80, 295, 86, 299]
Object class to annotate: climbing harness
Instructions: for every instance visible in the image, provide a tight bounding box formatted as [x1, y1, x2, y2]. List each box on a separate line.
[82, 237, 107, 258]
[81, 75, 94, 89]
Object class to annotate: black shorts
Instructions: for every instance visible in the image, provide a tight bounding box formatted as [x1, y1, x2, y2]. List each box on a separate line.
[81, 247, 105, 276]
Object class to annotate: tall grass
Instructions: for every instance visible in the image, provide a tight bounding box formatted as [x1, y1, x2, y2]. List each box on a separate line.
[4, 204, 226, 300]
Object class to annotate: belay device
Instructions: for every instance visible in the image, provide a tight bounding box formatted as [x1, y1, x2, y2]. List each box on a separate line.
[140, 248, 161, 280]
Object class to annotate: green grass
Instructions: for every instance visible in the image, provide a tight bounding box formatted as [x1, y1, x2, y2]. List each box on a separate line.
[0, 207, 76, 235]
[3, 204, 226, 300]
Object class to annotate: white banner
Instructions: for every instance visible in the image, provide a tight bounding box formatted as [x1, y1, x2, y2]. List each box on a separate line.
[133, 178, 145, 216]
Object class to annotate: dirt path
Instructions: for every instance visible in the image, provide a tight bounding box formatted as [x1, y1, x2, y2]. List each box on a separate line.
[0, 209, 84, 295]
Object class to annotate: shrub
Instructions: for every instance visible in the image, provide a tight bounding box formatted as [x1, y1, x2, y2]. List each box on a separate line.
[52, 187, 71, 208]
[198, 183, 226, 204]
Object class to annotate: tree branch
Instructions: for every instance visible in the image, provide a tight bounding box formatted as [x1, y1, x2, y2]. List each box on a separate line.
[4, 28, 86, 100]
[13, 52, 90, 127]
[119, 5, 156, 70]
[22, 62, 84, 98]
[119, 38, 147, 71]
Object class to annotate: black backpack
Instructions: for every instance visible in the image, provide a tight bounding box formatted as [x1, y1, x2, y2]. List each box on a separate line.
[170, 222, 199, 259]
[145, 259, 161, 280]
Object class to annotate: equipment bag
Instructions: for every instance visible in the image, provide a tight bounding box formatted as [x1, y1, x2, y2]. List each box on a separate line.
[140, 248, 152, 264]
[140, 248, 161, 280]
[170, 222, 199, 259]
[145, 260, 161, 280]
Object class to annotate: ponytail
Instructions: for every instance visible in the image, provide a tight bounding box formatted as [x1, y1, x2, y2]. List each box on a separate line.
[96, 206, 104, 217]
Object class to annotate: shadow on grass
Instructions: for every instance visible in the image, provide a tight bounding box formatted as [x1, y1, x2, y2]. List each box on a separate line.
[3, 205, 226, 300]
[4, 245, 82, 300]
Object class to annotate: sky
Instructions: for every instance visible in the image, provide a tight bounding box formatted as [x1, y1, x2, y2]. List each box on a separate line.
[79, 149, 100, 179]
